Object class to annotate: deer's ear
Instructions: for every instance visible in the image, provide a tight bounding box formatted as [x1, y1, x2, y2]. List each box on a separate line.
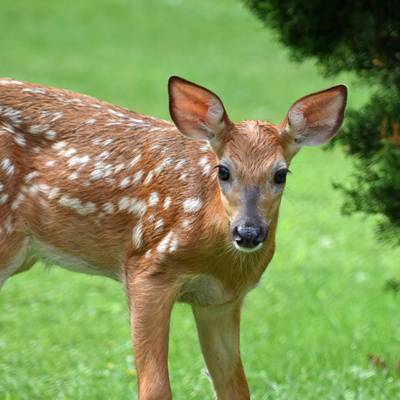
[168, 76, 231, 151]
[281, 85, 347, 147]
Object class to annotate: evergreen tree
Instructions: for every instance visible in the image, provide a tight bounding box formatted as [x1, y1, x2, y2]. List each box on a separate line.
[245, 0, 400, 244]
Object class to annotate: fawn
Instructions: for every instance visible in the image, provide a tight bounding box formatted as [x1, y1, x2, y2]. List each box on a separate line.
[0, 76, 347, 399]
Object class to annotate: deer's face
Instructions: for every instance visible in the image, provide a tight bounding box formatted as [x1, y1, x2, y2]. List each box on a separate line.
[169, 77, 347, 253]
[216, 121, 290, 252]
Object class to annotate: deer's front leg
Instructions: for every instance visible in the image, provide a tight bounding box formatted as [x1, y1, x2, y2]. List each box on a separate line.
[125, 264, 178, 400]
[193, 302, 250, 400]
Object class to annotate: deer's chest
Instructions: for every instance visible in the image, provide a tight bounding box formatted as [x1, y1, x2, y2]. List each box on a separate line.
[178, 274, 232, 306]
[177, 273, 257, 306]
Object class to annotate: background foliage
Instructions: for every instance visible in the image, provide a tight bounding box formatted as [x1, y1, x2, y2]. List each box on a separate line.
[246, 0, 400, 244]
[0, 0, 399, 399]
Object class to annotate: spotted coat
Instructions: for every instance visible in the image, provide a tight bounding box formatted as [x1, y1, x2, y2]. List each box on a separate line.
[0, 78, 231, 282]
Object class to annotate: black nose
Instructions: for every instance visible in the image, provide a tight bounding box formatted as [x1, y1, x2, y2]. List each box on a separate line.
[232, 225, 267, 249]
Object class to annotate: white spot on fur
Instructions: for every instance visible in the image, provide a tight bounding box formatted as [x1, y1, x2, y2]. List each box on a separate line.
[120, 177, 130, 189]
[154, 157, 173, 176]
[29, 124, 49, 135]
[102, 202, 115, 214]
[132, 170, 143, 185]
[50, 112, 63, 122]
[0, 106, 22, 125]
[203, 164, 212, 176]
[118, 196, 147, 215]
[106, 120, 123, 127]
[68, 172, 79, 180]
[0, 193, 9, 205]
[155, 218, 164, 232]
[102, 138, 113, 146]
[65, 98, 85, 106]
[149, 192, 159, 206]
[132, 223, 143, 249]
[174, 159, 187, 170]
[147, 126, 163, 133]
[40, 110, 51, 118]
[67, 154, 91, 167]
[157, 231, 173, 255]
[45, 130, 57, 140]
[183, 198, 202, 213]
[118, 197, 130, 211]
[24, 171, 39, 182]
[46, 159, 56, 167]
[163, 196, 172, 209]
[114, 163, 125, 174]
[58, 195, 96, 215]
[198, 156, 208, 167]
[154, 163, 164, 176]
[37, 183, 50, 194]
[198, 156, 212, 176]
[129, 154, 141, 168]
[90, 169, 104, 180]
[22, 87, 46, 94]
[108, 108, 127, 118]
[62, 148, 77, 157]
[129, 198, 147, 216]
[2, 159, 15, 175]
[86, 118, 97, 125]
[128, 117, 144, 124]
[2, 123, 15, 134]
[11, 193, 25, 210]
[143, 171, 154, 185]
[91, 162, 113, 179]
[82, 202, 96, 215]
[182, 219, 191, 228]
[27, 185, 39, 195]
[169, 236, 179, 253]
[200, 143, 211, 152]
[48, 187, 60, 200]
[0, 79, 23, 86]
[15, 134, 26, 147]
[98, 150, 111, 160]
[52, 141, 67, 151]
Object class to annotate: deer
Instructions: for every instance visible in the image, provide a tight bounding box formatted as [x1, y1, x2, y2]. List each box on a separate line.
[0, 76, 347, 399]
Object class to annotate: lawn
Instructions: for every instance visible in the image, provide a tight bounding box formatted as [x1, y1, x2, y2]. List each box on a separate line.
[0, 0, 399, 399]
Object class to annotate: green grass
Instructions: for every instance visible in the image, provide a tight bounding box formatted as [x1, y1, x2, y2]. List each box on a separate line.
[0, 0, 399, 399]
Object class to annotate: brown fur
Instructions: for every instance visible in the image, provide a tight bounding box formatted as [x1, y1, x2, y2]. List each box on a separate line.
[0, 77, 346, 399]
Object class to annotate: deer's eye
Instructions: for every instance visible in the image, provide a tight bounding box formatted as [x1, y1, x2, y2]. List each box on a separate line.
[218, 165, 230, 181]
[274, 168, 289, 185]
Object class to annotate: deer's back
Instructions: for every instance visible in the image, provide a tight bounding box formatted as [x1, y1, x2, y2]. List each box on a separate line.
[0, 79, 219, 278]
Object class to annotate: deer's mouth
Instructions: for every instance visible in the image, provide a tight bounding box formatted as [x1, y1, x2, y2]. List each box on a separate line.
[233, 241, 263, 253]
[231, 222, 268, 253]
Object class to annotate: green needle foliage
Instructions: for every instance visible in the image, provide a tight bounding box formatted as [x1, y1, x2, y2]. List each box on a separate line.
[245, 0, 400, 244]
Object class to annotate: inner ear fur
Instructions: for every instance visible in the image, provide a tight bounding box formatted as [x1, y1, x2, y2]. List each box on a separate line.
[168, 76, 232, 147]
[282, 85, 347, 147]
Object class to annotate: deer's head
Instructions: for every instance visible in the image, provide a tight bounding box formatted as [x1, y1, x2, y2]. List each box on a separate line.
[169, 76, 347, 253]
